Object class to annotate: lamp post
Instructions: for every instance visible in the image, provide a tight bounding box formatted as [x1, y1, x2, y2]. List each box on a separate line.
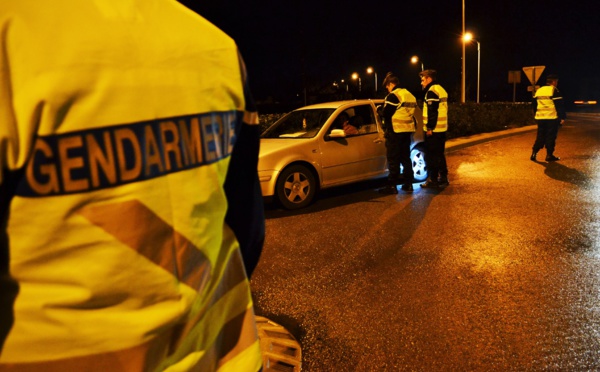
[411, 56, 424, 71]
[475, 39, 480, 103]
[366, 67, 377, 92]
[463, 32, 481, 103]
[340, 79, 348, 92]
[461, 0, 466, 103]
[352, 72, 361, 92]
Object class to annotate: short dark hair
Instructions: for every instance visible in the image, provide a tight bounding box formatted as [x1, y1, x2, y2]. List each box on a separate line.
[546, 74, 559, 83]
[419, 69, 437, 81]
[382, 72, 399, 87]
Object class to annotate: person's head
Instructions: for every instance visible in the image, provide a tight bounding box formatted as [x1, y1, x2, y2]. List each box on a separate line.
[335, 112, 350, 128]
[419, 69, 437, 89]
[382, 72, 400, 93]
[546, 74, 559, 87]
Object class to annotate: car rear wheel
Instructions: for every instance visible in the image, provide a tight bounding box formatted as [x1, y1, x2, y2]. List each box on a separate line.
[411, 145, 428, 182]
[276, 164, 317, 210]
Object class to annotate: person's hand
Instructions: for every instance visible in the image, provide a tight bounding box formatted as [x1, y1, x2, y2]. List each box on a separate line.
[560, 119, 565, 125]
[343, 123, 358, 135]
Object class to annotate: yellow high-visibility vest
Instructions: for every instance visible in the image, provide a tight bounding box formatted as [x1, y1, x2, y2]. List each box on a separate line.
[534, 85, 559, 120]
[422, 84, 449, 132]
[0, 1, 262, 371]
[391, 88, 417, 133]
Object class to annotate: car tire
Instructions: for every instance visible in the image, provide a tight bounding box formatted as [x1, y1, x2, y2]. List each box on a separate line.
[276, 164, 317, 210]
[411, 144, 428, 182]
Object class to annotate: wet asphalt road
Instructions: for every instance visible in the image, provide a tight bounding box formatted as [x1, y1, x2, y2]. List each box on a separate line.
[250, 113, 600, 371]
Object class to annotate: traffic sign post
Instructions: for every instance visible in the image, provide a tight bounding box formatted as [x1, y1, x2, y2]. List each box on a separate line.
[508, 70, 521, 102]
[522, 66, 545, 96]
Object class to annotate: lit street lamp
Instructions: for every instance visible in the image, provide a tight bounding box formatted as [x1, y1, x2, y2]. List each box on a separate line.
[463, 32, 481, 103]
[334, 79, 349, 92]
[366, 67, 377, 92]
[352, 72, 361, 92]
[411, 56, 424, 71]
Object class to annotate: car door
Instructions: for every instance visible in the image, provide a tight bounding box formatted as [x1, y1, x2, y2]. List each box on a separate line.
[319, 104, 387, 186]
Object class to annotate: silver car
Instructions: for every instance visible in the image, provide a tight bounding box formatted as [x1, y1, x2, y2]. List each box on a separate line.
[259, 99, 427, 209]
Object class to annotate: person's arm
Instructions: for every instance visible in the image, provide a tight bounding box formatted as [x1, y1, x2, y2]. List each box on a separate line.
[343, 122, 358, 135]
[424, 89, 440, 131]
[223, 53, 264, 278]
[553, 87, 567, 122]
[0, 170, 19, 354]
[382, 92, 400, 132]
[0, 26, 19, 353]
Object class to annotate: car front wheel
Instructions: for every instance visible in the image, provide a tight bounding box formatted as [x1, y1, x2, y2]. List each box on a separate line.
[411, 145, 428, 182]
[276, 164, 317, 210]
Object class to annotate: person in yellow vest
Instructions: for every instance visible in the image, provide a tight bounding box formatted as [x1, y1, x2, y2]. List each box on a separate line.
[530, 74, 567, 162]
[419, 69, 449, 188]
[0, 1, 264, 371]
[379, 73, 418, 194]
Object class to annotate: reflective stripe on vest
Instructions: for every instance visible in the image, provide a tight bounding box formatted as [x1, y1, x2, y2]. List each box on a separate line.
[391, 88, 417, 133]
[534, 85, 558, 120]
[422, 84, 449, 132]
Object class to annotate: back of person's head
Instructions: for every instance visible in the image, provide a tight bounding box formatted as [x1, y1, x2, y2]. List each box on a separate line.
[419, 69, 437, 81]
[546, 74, 559, 84]
[382, 72, 400, 87]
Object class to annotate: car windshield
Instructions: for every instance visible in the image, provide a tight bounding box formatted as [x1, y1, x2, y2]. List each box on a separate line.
[261, 109, 335, 139]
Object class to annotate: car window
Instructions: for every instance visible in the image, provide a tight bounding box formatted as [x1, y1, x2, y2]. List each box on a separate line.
[326, 105, 379, 137]
[349, 105, 377, 134]
[261, 109, 335, 139]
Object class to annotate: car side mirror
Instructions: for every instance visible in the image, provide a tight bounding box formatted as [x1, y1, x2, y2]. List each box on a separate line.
[327, 129, 347, 140]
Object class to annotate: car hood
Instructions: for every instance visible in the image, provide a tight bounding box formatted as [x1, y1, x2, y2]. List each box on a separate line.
[259, 138, 313, 157]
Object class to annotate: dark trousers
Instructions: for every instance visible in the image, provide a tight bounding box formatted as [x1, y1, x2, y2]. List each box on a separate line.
[424, 132, 447, 181]
[532, 119, 560, 155]
[386, 131, 413, 186]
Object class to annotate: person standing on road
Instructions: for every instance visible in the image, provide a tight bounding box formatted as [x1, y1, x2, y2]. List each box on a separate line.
[0, 1, 264, 370]
[419, 69, 449, 188]
[530, 74, 567, 162]
[379, 73, 418, 194]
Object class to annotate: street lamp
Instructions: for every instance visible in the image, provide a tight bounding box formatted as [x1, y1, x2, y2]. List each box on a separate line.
[366, 67, 377, 92]
[352, 72, 361, 92]
[463, 32, 481, 103]
[410, 56, 424, 71]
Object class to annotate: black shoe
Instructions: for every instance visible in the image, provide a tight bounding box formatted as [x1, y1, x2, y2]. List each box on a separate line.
[546, 155, 560, 161]
[530, 151, 538, 161]
[378, 185, 398, 194]
[420, 180, 439, 189]
[438, 177, 449, 186]
[401, 184, 413, 192]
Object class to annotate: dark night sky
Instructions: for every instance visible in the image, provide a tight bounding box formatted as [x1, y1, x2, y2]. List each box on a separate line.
[178, 0, 599, 105]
